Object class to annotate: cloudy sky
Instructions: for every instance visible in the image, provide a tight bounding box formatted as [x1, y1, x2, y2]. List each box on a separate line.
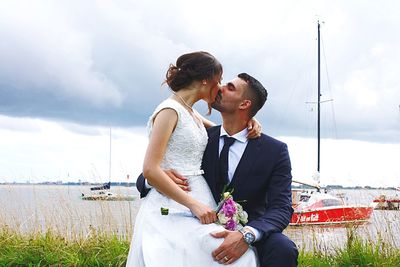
[0, 0, 399, 186]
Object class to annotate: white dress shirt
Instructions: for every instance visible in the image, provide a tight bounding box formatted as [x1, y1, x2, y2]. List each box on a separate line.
[219, 127, 262, 241]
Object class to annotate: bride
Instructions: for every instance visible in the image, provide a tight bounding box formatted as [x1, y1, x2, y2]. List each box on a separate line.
[126, 51, 259, 266]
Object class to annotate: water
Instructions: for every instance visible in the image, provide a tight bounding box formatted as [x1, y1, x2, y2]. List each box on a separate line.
[1, 185, 399, 251]
[0, 184, 141, 239]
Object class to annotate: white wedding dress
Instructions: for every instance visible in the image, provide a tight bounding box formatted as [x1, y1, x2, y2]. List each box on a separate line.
[127, 98, 258, 266]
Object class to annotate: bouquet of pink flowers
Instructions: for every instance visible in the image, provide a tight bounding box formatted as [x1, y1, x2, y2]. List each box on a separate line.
[215, 190, 248, 231]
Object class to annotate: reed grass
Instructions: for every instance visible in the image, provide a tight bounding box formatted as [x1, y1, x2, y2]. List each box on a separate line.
[0, 226, 129, 266]
[1, 226, 400, 266]
[1, 185, 400, 266]
[0, 184, 136, 240]
[298, 227, 400, 267]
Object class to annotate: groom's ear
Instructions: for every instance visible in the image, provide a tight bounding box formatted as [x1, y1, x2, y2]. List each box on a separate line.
[239, 99, 252, 111]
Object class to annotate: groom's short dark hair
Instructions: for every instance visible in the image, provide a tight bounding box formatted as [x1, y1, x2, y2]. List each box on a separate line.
[238, 73, 268, 117]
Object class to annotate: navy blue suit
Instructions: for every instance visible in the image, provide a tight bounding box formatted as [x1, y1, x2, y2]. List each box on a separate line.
[136, 126, 298, 266]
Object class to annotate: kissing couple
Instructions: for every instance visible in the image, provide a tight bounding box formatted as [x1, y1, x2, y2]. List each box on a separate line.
[127, 51, 298, 267]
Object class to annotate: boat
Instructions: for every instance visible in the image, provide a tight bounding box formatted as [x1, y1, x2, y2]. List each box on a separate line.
[372, 194, 400, 210]
[81, 129, 134, 201]
[81, 182, 134, 201]
[291, 183, 373, 225]
[289, 22, 374, 226]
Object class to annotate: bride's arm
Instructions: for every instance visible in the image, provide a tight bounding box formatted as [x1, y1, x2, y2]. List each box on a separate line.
[143, 109, 216, 224]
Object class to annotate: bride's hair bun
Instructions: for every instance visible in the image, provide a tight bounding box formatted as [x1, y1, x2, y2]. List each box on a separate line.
[165, 51, 222, 92]
[165, 64, 180, 89]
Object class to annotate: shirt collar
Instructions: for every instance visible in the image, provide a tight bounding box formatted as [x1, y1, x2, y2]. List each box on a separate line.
[220, 126, 248, 143]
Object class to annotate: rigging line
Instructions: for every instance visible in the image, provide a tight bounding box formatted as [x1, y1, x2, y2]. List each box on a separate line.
[276, 37, 316, 137]
[321, 33, 338, 140]
[277, 69, 303, 129]
[90, 163, 102, 184]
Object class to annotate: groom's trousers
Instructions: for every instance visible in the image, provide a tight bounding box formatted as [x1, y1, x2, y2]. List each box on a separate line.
[254, 232, 298, 267]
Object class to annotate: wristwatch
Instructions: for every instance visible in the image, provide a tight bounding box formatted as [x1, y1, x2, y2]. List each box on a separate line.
[239, 227, 256, 245]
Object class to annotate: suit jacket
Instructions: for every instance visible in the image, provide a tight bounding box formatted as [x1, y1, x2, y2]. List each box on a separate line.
[136, 125, 293, 241]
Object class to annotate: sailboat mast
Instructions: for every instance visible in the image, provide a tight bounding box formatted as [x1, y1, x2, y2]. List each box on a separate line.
[317, 21, 321, 173]
[109, 127, 112, 182]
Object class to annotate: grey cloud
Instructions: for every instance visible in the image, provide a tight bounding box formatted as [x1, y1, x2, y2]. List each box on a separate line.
[0, 0, 399, 143]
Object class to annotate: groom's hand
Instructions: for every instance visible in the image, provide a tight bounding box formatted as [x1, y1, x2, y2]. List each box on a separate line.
[211, 230, 248, 265]
[164, 169, 190, 192]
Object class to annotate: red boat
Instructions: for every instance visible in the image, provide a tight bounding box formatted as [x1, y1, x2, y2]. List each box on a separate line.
[289, 23, 374, 226]
[290, 189, 374, 226]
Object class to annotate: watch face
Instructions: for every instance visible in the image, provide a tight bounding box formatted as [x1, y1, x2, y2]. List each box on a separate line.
[245, 232, 255, 243]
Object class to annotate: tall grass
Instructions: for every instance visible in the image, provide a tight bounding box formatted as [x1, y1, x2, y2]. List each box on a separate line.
[1, 226, 400, 266]
[298, 227, 400, 267]
[0, 226, 129, 266]
[1, 185, 400, 266]
[0, 184, 137, 240]
[0, 184, 135, 265]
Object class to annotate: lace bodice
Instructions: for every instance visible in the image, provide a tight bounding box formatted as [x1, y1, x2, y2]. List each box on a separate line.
[147, 98, 208, 174]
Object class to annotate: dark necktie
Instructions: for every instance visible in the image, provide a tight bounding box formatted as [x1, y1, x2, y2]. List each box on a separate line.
[218, 136, 236, 188]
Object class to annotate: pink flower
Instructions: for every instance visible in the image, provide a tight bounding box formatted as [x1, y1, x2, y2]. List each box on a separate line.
[221, 198, 237, 217]
[215, 192, 248, 231]
[225, 219, 237, 231]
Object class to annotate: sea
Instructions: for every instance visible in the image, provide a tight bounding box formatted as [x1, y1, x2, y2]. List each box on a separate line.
[0, 184, 399, 251]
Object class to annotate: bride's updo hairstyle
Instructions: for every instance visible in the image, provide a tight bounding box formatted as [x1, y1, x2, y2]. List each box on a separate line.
[165, 51, 222, 92]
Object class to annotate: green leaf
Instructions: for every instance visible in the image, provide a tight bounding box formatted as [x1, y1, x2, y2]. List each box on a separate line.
[160, 207, 169, 215]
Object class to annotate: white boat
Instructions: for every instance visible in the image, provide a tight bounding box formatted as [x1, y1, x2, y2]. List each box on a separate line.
[81, 182, 134, 201]
[81, 129, 134, 201]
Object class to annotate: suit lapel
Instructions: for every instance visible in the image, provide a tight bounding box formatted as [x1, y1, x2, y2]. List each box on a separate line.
[229, 137, 262, 188]
[203, 126, 221, 201]
[207, 128, 220, 176]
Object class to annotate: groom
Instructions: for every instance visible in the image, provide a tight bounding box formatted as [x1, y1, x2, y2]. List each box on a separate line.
[137, 73, 298, 267]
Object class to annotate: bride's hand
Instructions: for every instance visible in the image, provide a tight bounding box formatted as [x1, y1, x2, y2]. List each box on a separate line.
[189, 201, 217, 224]
[247, 117, 262, 139]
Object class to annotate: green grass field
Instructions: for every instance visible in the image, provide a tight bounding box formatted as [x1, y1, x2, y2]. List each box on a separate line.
[0, 227, 129, 266]
[1, 226, 399, 267]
